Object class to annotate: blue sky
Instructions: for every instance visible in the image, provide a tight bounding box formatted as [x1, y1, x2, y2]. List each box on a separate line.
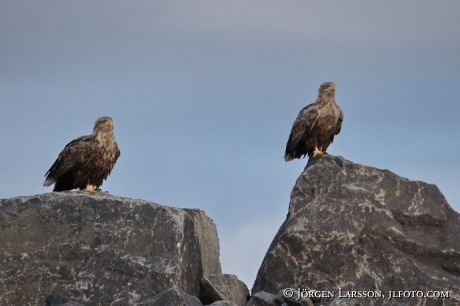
[1, 1, 459, 289]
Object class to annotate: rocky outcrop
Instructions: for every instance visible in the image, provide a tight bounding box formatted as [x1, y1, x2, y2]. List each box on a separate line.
[2, 155, 458, 306]
[0, 192, 221, 305]
[199, 274, 250, 305]
[252, 155, 460, 306]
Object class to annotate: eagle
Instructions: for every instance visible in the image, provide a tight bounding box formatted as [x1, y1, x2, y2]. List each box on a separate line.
[284, 82, 343, 161]
[44, 116, 120, 193]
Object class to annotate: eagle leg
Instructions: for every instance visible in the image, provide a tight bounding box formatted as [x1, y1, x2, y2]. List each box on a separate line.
[83, 184, 98, 193]
[313, 146, 324, 158]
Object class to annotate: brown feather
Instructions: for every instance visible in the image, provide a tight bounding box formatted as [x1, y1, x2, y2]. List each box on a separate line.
[284, 82, 343, 161]
[44, 116, 120, 191]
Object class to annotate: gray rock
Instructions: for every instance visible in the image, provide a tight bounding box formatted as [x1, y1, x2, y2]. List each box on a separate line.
[252, 155, 460, 306]
[209, 301, 236, 306]
[45, 292, 68, 306]
[277, 288, 315, 306]
[273, 290, 286, 304]
[140, 286, 203, 306]
[199, 273, 250, 306]
[45, 292, 83, 306]
[326, 298, 370, 306]
[45, 292, 79, 306]
[246, 291, 278, 306]
[275, 287, 324, 306]
[60, 303, 85, 306]
[0, 192, 221, 305]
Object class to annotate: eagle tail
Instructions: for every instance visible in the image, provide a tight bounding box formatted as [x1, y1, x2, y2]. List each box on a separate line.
[43, 165, 72, 187]
[284, 153, 295, 162]
[285, 135, 302, 162]
[43, 177, 56, 186]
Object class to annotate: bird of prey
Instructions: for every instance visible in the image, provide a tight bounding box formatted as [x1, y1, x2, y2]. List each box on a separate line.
[44, 116, 120, 192]
[284, 82, 343, 161]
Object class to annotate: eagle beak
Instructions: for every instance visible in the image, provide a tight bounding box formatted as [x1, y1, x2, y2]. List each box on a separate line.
[108, 119, 113, 128]
[331, 84, 336, 92]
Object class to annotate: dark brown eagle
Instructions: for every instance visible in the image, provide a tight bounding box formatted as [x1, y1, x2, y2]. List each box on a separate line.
[284, 82, 343, 161]
[44, 116, 120, 193]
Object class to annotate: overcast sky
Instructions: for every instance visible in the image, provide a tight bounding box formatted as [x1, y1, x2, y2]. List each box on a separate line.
[1, 1, 459, 290]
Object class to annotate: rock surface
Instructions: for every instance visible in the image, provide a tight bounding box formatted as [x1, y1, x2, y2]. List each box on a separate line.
[325, 298, 370, 306]
[139, 286, 203, 306]
[199, 273, 250, 305]
[45, 292, 83, 306]
[0, 192, 221, 305]
[246, 291, 278, 306]
[209, 301, 237, 306]
[252, 155, 460, 306]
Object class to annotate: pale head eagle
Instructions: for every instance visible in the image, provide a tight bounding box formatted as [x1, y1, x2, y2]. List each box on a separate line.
[284, 82, 343, 161]
[44, 116, 120, 193]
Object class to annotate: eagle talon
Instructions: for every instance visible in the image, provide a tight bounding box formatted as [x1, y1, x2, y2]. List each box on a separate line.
[95, 187, 108, 194]
[312, 147, 324, 158]
[84, 184, 98, 193]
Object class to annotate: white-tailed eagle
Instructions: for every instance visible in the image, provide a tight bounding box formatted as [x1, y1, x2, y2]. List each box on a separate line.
[284, 82, 343, 161]
[44, 116, 120, 193]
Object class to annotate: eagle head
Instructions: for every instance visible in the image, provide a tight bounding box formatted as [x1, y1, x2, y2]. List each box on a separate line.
[93, 116, 114, 133]
[318, 82, 336, 96]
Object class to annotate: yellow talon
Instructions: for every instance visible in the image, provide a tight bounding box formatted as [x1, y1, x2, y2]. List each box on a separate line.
[313, 147, 324, 158]
[84, 184, 98, 193]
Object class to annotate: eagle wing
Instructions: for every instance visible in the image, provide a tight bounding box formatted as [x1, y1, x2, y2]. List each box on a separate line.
[335, 108, 344, 135]
[44, 135, 97, 184]
[285, 103, 319, 154]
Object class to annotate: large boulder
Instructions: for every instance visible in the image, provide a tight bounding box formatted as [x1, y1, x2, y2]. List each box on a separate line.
[199, 273, 249, 305]
[0, 192, 221, 305]
[252, 155, 460, 306]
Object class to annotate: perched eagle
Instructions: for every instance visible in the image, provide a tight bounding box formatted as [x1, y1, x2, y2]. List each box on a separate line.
[44, 116, 120, 193]
[284, 82, 343, 161]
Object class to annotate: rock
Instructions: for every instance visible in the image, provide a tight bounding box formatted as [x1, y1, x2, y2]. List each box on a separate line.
[246, 290, 317, 306]
[326, 298, 370, 306]
[277, 288, 313, 306]
[246, 291, 278, 306]
[140, 286, 203, 306]
[273, 290, 286, 304]
[441, 258, 460, 275]
[252, 155, 460, 306]
[199, 274, 250, 306]
[45, 292, 68, 306]
[209, 301, 236, 306]
[0, 192, 221, 305]
[45, 292, 83, 306]
[60, 302, 85, 306]
[275, 288, 316, 306]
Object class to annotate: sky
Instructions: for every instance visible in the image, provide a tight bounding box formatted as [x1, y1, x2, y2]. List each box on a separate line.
[1, 1, 459, 290]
